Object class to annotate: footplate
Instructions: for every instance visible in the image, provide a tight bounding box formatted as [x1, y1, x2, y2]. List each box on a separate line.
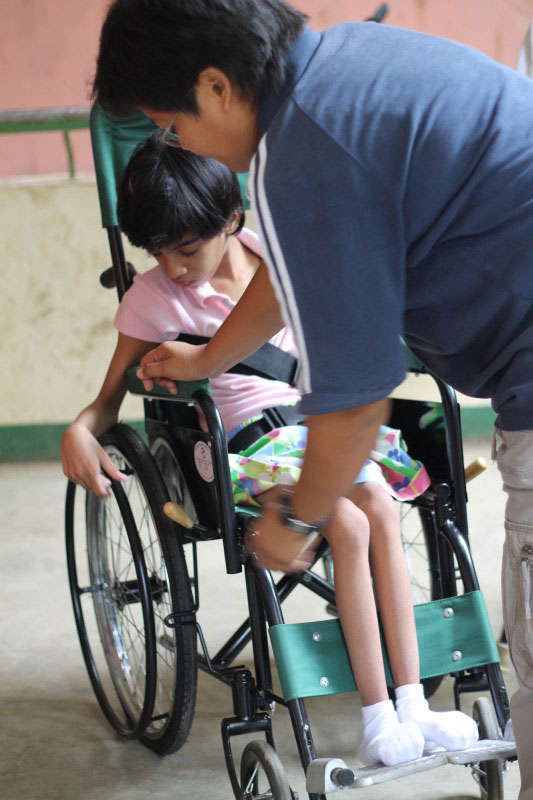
[306, 753, 448, 794]
[306, 740, 517, 794]
[445, 739, 516, 764]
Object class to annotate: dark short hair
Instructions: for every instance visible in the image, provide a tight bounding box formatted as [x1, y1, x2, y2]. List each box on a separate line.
[93, 0, 307, 115]
[117, 135, 244, 251]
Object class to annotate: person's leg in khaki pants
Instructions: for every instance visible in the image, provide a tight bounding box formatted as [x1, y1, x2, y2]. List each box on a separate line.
[495, 428, 533, 800]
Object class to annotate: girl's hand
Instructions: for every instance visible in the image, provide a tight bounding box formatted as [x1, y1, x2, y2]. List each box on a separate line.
[137, 341, 209, 393]
[61, 423, 127, 496]
[244, 500, 320, 573]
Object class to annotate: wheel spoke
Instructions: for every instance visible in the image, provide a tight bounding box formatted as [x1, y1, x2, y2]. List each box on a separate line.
[112, 446, 179, 733]
[243, 766, 259, 795]
[70, 430, 198, 752]
[400, 504, 433, 601]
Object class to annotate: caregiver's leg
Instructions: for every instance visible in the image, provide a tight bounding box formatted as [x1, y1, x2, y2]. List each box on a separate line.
[495, 428, 533, 800]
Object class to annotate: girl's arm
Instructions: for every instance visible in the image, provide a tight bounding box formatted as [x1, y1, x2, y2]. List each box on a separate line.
[61, 333, 157, 496]
[137, 260, 284, 389]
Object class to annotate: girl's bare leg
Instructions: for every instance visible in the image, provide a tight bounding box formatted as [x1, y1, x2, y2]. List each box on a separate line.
[258, 488, 390, 702]
[324, 498, 424, 765]
[349, 482, 419, 687]
[352, 482, 478, 750]
[324, 498, 389, 705]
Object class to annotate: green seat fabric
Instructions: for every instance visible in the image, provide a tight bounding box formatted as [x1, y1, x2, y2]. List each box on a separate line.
[269, 591, 499, 701]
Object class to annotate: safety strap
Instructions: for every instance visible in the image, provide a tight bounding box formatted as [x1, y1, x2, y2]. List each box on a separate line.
[176, 333, 299, 386]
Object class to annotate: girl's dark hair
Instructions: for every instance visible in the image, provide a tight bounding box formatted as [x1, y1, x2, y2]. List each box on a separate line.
[93, 0, 307, 115]
[117, 135, 244, 251]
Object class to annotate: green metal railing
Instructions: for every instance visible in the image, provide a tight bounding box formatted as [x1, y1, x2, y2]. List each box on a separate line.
[0, 106, 90, 178]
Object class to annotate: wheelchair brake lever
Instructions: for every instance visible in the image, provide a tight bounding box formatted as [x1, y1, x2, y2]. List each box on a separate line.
[99, 261, 137, 289]
[164, 501, 195, 529]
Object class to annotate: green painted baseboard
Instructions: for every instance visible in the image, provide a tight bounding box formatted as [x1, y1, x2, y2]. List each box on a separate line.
[0, 409, 497, 461]
[459, 406, 496, 438]
[0, 421, 147, 461]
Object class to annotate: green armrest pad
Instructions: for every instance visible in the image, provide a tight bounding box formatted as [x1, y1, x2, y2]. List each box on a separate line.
[402, 342, 426, 372]
[269, 591, 499, 701]
[126, 366, 210, 400]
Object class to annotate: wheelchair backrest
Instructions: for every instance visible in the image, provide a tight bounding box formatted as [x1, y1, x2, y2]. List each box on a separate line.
[90, 103, 157, 229]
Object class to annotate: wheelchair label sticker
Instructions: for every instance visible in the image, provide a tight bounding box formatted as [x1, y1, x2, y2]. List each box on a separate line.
[194, 441, 214, 483]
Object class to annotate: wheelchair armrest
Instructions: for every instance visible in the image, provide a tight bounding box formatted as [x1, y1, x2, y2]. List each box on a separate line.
[125, 366, 211, 400]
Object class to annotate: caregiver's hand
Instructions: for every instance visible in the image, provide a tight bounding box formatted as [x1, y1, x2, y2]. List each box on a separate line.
[244, 499, 320, 573]
[137, 341, 209, 393]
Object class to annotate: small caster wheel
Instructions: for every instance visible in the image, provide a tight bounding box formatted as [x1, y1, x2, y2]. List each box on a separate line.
[240, 740, 293, 800]
[472, 697, 504, 800]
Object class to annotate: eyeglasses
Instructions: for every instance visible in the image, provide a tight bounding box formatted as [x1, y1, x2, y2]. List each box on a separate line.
[159, 118, 181, 148]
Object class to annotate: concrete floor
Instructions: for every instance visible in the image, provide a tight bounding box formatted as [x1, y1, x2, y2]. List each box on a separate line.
[0, 439, 521, 799]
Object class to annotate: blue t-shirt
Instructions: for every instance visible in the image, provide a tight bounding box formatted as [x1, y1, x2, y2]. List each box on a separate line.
[250, 24, 533, 430]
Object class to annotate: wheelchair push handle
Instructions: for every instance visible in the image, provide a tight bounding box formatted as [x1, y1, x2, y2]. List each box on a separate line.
[366, 3, 388, 23]
[99, 261, 137, 289]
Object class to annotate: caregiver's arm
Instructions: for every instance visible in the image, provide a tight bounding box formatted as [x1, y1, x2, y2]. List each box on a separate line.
[248, 398, 390, 572]
[137, 261, 283, 389]
[293, 399, 389, 522]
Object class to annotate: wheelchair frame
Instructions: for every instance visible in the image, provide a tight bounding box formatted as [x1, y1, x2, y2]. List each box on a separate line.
[65, 95, 516, 798]
[66, 353, 515, 798]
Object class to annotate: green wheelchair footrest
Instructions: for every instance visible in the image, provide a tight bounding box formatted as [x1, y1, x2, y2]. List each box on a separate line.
[269, 591, 499, 701]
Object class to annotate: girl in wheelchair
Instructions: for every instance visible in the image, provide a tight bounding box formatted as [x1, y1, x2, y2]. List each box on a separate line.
[61, 135, 478, 766]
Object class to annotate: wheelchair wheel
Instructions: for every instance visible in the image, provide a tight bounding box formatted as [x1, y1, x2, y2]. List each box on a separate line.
[400, 503, 442, 604]
[66, 423, 197, 755]
[150, 434, 198, 526]
[472, 697, 504, 800]
[240, 740, 292, 800]
[66, 476, 156, 739]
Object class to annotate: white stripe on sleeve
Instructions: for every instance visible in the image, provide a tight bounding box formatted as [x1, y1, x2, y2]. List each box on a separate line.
[250, 137, 312, 395]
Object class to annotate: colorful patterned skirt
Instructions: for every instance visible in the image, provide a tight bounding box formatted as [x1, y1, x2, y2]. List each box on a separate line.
[228, 424, 431, 507]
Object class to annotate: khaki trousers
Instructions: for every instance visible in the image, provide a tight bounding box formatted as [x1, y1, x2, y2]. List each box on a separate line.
[494, 428, 533, 800]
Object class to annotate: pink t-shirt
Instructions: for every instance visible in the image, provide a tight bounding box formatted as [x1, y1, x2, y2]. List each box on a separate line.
[114, 228, 300, 433]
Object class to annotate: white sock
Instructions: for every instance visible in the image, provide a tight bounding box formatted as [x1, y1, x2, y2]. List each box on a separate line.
[395, 683, 479, 750]
[357, 699, 425, 766]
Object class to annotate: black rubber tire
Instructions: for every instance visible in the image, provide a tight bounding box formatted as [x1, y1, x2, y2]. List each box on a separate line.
[150, 433, 199, 526]
[67, 423, 197, 755]
[66, 477, 157, 739]
[472, 697, 504, 800]
[240, 740, 292, 800]
[102, 424, 198, 755]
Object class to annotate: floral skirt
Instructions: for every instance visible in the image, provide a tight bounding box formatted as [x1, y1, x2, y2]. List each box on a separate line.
[228, 424, 430, 507]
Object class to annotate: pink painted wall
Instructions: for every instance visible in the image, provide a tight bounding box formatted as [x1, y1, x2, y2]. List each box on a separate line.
[2, 0, 533, 178]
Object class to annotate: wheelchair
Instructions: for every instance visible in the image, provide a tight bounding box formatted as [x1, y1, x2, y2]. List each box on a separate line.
[65, 103, 516, 800]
